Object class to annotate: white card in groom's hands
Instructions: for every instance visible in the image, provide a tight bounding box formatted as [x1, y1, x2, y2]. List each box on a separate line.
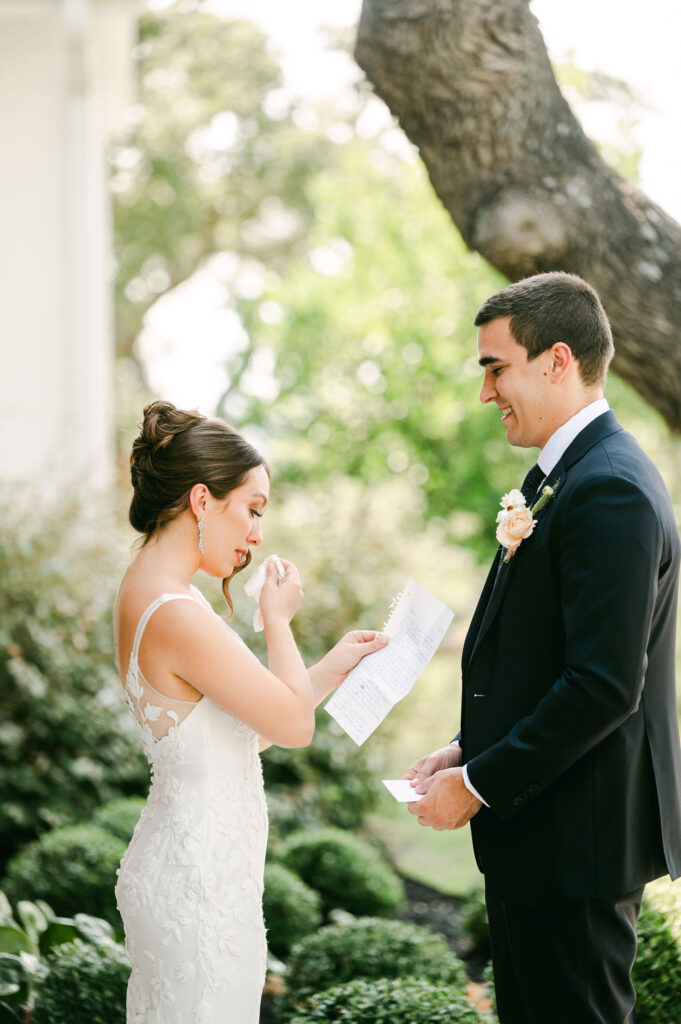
[325, 579, 454, 746]
[382, 779, 423, 802]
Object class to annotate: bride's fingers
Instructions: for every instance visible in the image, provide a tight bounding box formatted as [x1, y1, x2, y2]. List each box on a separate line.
[356, 633, 388, 652]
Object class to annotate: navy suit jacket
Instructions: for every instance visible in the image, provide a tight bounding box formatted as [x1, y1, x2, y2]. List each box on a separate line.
[461, 411, 681, 905]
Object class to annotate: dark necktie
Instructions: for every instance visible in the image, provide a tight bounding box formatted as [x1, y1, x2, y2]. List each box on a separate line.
[520, 463, 545, 507]
[493, 462, 545, 585]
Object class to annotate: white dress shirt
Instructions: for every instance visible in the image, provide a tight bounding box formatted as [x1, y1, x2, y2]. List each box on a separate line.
[460, 398, 610, 807]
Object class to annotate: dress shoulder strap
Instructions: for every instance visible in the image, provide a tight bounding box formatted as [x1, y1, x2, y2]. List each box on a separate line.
[190, 584, 215, 612]
[130, 593, 200, 663]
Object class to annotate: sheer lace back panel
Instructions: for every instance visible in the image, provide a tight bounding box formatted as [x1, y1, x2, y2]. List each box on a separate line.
[124, 593, 202, 743]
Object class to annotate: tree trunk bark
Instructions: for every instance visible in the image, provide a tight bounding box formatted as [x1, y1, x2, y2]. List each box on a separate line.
[355, 0, 681, 430]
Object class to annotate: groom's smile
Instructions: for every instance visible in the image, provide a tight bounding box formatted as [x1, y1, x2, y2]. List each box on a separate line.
[477, 316, 561, 451]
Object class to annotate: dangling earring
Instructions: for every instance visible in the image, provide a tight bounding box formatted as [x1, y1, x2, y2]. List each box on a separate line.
[197, 516, 205, 554]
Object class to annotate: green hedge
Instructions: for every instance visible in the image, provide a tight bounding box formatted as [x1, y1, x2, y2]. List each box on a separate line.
[32, 939, 129, 1024]
[262, 715, 381, 838]
[284, 917, 468, 1008]
[288, 976, 487, 1024]
[3, 825, 126, 928]
[263, 863, 321, 959]
[92, 797, 145, 843]
[280, 828, 404, 918]
[0, 506, 147, 871]
[633, 880, 681, 1024]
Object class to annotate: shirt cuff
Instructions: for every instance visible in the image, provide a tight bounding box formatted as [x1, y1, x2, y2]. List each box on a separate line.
[462, 764, 489, 807]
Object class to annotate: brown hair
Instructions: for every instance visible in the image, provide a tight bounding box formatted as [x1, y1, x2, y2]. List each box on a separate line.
[474, 272, 614, 386]
[129, 401, 268, 612]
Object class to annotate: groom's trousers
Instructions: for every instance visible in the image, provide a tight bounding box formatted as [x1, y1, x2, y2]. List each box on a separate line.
[485, 882, 644, 1024]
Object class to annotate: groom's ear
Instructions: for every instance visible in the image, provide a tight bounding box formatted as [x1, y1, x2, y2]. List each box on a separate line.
[548, 342, 573, 384]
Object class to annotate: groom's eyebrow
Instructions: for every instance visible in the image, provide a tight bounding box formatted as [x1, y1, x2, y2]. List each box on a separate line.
[479, 356, 502, 367]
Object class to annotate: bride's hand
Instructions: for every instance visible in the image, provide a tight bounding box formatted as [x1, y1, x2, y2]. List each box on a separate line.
[318, 630, 388, 692]
[259, 559, 304, 625]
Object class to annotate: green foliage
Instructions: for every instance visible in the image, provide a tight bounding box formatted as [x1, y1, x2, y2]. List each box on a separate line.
[113, 3, 680, 572]
[3, 826, 126, 929]
[0, 890, 118, 1018]
[287, 976, 486, 1024]
[263, 863, 321, 959]
[0, 504, 147, 869]
[284, 917, 468, 1008]
[633, 880, 681, 1024]
[263, 713, 382, 839]
[32, 939, 129, 1024]
[280, 828, 404, 918]
[458, 885, 491, 965]
[92, 797, 145, 843]
[232, 139, 517, 560]
[112, 4, 334, 354]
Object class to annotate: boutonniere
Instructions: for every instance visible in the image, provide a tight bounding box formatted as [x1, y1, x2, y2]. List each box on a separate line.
[496, 479, 561, 562]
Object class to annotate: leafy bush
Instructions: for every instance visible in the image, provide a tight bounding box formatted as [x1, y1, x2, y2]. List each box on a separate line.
[3, 825, 126, 928]
[262, 714, 382, 838]
[633, 880, 681, 1024]
[0, 889, 119, 1019]
[280, 828, 404, 918]
[288, 976, 487, 1024]
[0, 504, 147, 870]
[263, 863, 321, 959]
[92, 796, 145, 843]
[284, 917, 468, 1007]
[32, 939, 129, 1024]
[458, 885, 491, 965]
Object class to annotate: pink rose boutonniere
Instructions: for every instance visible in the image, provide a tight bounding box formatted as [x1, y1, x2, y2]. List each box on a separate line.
[496, 481, 561, 562]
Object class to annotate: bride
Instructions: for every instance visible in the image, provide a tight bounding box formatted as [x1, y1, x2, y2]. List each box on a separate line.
[113, 401, 387, 1024]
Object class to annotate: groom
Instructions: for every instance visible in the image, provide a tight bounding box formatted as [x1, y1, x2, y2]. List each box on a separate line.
[405, 272, 681, 1023]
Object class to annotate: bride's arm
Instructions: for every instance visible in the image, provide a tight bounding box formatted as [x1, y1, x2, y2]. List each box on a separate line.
[258, 630, 388, 753]
[155, 561, 315, 748]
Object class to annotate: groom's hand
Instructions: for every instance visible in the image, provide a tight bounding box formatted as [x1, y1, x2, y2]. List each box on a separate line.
[407, 767, 482, 831]
[402, 744, 462, 786]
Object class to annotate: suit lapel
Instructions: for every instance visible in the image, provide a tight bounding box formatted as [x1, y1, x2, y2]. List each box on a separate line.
[466, 546, 520, 669]
[463, 410, 624, 671]
[462, 553, 500, 672]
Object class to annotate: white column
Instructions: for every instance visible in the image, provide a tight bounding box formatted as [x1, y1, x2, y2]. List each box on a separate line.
[0, 0, 141, 496]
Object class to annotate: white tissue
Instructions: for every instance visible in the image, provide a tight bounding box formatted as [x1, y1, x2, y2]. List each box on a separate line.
[243, 554, 286, 632]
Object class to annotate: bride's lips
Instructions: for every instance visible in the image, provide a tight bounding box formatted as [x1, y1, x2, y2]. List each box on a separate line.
[234, 549, 248, 565]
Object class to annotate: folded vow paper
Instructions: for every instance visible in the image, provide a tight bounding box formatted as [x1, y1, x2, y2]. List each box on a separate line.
[326, 579, 454, 745]
[382, 779, 423, 802]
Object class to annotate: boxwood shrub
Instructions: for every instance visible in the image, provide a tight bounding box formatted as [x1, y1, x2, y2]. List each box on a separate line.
[633, 880, 681, 1024]
[92, 796, 145, 843]
[2, 824, 126, 928]
[288, 976, 487, 1024]
[280, 828, 404, 918]
[263, 862, 322, 958]
[284, 917, 468, 1008]
[32, 939, 129, 1024]
[0, 505, 147, 871]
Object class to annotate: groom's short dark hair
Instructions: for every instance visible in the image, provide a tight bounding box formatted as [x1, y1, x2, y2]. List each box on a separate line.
[474, 272, 614, 386]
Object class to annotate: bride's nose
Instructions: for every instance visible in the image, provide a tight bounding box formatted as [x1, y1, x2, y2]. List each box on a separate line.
[247, 520, 263, 546]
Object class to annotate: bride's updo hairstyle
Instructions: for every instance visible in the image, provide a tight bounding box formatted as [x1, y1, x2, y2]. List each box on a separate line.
[129, 400, 268, 610]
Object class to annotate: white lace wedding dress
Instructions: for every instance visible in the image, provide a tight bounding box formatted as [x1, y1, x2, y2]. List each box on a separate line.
[115, 587, 269, 1024]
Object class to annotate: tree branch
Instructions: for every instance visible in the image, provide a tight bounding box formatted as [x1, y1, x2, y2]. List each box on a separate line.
[356, 0, 681, 429]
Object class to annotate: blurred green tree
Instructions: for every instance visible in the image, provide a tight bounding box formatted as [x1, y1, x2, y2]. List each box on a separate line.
[112, 2, 678, 562]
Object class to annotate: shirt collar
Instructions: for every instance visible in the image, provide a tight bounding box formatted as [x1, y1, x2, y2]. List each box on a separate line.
[538, 398, 610, 478]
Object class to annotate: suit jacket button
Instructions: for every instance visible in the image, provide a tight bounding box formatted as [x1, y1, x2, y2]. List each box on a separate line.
[513, 796, 524, 807]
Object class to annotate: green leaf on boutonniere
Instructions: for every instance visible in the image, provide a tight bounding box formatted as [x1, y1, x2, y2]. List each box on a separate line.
[531, 478, 561, 516]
